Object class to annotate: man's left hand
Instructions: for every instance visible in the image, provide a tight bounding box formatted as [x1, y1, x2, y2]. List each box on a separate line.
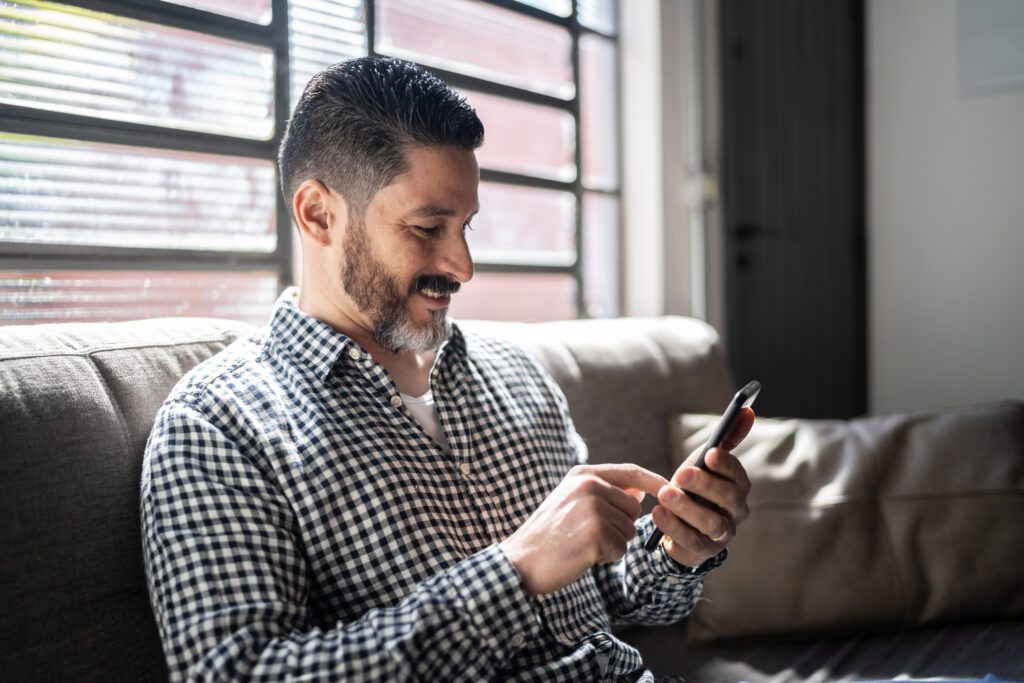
[652, 407, 755, 568]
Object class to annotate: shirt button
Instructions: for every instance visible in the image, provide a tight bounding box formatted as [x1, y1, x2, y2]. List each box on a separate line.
[363, 359, 373, 368]
[389, 395, 403, 408]
[347, 347, 360, 360]
[510, 632, 524, 648]
[458, 462, 471, 476]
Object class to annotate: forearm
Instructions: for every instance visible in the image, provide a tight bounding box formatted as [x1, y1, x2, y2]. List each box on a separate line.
[590, 515, 720, 626]
[151, 545, 535, 682]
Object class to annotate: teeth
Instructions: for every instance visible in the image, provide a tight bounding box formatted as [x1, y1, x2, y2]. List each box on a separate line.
[420, 288, 443, 298]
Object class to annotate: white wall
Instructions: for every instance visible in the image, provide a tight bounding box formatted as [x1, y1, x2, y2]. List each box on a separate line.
[620, 0, 667, 317]
[869, 0, 1024, 413]
[620, 0, 707, 320]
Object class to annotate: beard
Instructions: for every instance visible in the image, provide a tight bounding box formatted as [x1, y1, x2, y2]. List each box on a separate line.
[341, 221, 460, 353]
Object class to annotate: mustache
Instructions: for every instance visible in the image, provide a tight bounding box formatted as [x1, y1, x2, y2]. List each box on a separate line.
[409, 274, 461, 296]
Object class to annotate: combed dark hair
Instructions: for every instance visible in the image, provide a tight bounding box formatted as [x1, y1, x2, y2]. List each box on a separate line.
[278, 56, 485, 219]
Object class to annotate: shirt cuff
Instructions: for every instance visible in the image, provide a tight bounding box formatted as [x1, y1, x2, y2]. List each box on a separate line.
[449, 544, 541, 660]
[657, 544, 728, 577]
[639, 515, 728, 578]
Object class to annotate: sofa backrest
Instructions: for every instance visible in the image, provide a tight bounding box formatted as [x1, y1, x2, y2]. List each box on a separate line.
[461, 317, 735, 476]
[0, 315, 732, 681]
[0, 318, 253, 682]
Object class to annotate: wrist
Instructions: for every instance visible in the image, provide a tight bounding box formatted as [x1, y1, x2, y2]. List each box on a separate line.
[498, 539, 539, 596]
[662, 544, 728, 576]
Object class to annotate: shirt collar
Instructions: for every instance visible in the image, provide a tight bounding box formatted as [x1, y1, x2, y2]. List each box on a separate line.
[266, 286, 467, 381]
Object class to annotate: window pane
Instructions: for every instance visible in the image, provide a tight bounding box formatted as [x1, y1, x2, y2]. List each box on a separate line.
[468, 91, 575, 182]
[0, 270, 278, 325]
[582, 192, 619, 317]
[472, 182, 575, 266]
[580, 34, 618, 190]
[376, 0, 573, 99]
[513, 0, 569, 16]
[0, 0, 275, 139]
[161, 0, 272, 24]
[450, 272, 576, 322]
[0, 133, 277, 252]
[288, 0, 366, 108]
[578, 0, 617, 36]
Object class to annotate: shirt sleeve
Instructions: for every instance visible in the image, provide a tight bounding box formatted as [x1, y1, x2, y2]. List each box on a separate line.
[589, 515, 726, 626]
[517, 349, 722, 627]
[559, 409, 720, 625]
[141, 401, 539, 682]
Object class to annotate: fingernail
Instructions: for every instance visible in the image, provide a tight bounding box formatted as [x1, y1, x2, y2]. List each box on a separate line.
[662, 486, 679, 503]
[679, 470, 694, 486]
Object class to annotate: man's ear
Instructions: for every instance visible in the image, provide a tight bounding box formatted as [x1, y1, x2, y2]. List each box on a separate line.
[293, 179, 348, 247]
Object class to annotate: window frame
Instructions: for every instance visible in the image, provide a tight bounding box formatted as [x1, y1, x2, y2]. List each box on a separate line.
[0, 0, 621, 319]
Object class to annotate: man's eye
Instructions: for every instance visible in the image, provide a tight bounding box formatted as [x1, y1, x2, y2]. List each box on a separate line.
[413, 225, 440, 235]
[463, 222, 474, 233]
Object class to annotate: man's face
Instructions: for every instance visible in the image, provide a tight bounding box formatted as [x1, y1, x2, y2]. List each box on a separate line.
[337, 144, 479, 353]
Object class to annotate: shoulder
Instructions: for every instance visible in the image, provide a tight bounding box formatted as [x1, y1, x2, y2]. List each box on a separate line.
[459, 327, 549, 382]
[158, 327, 282, 428]
[456, 324, 571, 411]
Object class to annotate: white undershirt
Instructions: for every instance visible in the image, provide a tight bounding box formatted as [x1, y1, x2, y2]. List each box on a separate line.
[399, 389, 451, 452]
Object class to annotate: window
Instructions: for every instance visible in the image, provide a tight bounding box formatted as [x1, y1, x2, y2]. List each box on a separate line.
[0, 0, 620, 325]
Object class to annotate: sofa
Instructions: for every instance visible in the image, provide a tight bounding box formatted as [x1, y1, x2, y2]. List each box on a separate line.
[1, 314, 1022, 682]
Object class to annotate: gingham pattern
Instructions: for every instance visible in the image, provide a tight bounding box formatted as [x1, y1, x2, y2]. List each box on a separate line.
[141, 293, 718, 682]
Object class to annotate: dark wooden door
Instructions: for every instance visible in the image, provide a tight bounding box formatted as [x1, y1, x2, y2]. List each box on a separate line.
[721, 0, 867, 418]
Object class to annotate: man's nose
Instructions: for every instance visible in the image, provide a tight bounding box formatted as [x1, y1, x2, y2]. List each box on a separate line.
[437, 229, 474, 284]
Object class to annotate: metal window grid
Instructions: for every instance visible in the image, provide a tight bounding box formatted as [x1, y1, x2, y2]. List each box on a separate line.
[0, 0, 621, 318]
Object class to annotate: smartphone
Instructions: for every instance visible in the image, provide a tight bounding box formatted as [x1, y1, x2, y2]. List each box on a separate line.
[644, 380, 761, 552]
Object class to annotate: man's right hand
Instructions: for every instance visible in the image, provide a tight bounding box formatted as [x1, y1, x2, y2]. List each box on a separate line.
[499, 464, 668, 596]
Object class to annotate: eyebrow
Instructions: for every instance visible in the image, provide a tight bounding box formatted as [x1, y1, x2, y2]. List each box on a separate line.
[403, 204, 480, 220]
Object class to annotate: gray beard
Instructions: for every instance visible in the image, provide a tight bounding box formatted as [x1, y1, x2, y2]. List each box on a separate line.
[374, 306, 451, 354]
[341, 221, 452, 354]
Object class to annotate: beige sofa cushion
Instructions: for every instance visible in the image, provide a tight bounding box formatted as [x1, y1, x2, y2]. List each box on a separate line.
[669, 401, 1024, 642]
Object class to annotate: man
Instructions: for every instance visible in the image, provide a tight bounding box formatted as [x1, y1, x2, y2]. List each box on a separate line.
[141, 56, 753, 681]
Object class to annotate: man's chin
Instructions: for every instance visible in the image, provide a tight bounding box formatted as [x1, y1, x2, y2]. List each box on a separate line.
[374, 314, 451, 353]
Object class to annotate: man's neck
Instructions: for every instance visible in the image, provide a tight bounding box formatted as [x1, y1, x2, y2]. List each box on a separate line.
[380, 349, 436, 397]
[295, 286, 435, 396]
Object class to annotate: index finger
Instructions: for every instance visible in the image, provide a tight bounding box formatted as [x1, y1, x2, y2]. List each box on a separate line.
[721, 407, 755, 452]
[587, 463, 669, 498]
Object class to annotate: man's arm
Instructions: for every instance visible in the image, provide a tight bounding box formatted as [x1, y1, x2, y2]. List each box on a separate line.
[141, 401, 538, 682]
[589, 516, 725, 626]
[589, 412, 755, 626]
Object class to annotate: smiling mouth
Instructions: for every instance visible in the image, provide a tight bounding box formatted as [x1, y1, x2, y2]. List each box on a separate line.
[412, 276, 460, 301]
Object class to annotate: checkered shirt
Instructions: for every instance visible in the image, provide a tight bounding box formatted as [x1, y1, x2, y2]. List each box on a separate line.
[141, 292, 720, 682]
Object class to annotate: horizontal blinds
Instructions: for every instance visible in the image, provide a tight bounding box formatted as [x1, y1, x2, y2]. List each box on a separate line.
[160, 0, 272, 24]
[0, 133, 277, 252]
[0, 0, 276, 139]
[0, 270, 278, 324]
[288, 0, 366, 107]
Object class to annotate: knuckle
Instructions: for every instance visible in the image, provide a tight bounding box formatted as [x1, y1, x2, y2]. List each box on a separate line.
[737, 503, 750, 522]
[568, 464, 588, 477]
[578, 475, 602, 495]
